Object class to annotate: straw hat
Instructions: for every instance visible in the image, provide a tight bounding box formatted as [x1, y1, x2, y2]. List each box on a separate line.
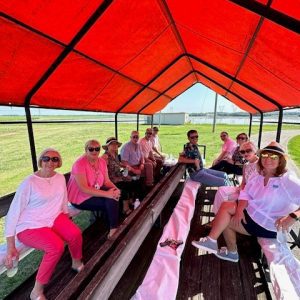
[258, 141, 288, 158]
[102, 137, 122, 150]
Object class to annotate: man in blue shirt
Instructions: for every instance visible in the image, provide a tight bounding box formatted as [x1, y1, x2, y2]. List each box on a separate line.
[179, 130, 229, 186]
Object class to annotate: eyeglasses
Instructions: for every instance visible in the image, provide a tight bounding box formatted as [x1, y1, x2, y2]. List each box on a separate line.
[261, 153, 279, 160]
[190, 135, 198, 139]
[132, 135, 139, 139]
[237, 137, 247, 140]
[88, 147, 100, 152]
[41, 156, 60, 163]
[240, 149, 253, 154]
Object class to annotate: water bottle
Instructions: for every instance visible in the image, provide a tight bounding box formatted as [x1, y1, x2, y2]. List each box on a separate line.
[134, 198, 140, 210]
[7, 257, 18, 277]
[276, 229, 288, 244]
[123, 168, 129, 177]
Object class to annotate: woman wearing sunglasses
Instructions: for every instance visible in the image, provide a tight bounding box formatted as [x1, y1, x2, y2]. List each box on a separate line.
[211, 133, 248, 175]
[192, 141, 300, 264]
[102, 137, 138, 216]
[212, 141, 258, 215]
[5, 148, 83, 300]
[67, 139, 120, 239]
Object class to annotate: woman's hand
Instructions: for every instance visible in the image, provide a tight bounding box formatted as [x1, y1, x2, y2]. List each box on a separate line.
[106, 188, 121, 201]
[231, 208, 246, 227]
[275, 215, 296, 231]
[5, 246, 19, 269]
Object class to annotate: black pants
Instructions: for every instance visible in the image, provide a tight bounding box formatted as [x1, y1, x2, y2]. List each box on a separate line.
[210, 160, 243, 175]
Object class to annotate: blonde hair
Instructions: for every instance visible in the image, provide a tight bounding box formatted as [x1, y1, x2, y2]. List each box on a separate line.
[240, 141, 257, 152]
[38, 148, 62, 168]
[84, 139, 100, 151]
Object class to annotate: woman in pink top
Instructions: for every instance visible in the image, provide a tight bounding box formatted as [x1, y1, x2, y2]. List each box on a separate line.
[5, 148, 83, 300]
[67, 139, 121, 238]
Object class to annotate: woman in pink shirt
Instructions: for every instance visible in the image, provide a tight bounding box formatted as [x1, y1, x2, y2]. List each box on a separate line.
[67, 139, 121, 238]
[5, 148, 83, 300]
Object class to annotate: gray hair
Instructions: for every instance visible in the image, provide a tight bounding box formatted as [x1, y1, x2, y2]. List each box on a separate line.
[38, 148, 62, 168]
[240, 141, 257, 152]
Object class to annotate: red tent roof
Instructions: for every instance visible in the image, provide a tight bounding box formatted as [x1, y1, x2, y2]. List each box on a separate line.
[0, 0, 299, 114]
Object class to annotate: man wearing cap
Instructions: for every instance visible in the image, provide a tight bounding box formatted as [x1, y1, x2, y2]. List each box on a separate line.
[120, 131, 145, 178]
[139, 128, 163, 186]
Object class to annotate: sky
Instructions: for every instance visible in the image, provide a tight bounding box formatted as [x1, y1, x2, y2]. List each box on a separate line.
[0, 83, 244, 115]
[162, 83, 242, 114]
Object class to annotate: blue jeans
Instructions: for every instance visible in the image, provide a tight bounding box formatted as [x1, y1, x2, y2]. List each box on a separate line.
[72, 196, 119, 229]
[190, 168, 229, 186]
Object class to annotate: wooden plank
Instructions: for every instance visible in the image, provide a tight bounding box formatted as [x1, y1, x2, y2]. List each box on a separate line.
[78, 165, 186, 299]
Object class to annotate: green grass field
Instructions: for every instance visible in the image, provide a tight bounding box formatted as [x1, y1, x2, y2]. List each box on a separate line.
[0, 118, 292, 196]
[288, 135, 300, 167]
[0, 117, 299, 298]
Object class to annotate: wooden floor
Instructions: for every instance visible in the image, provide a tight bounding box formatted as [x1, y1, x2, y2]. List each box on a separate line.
[111, 185, 272, 300]
[176, 187, 271, 300]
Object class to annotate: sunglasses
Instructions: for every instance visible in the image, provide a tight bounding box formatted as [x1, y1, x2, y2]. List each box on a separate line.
[132, 135, 139, 139]
[237, 137, 247, 140]
[261, 153, 279, 160]
[146, 132, 152, 135]
[190, 135, 198, 139]
[220, 135, 227, 138]
[88, 147, 100, 152]
[41, 156, 60, 163]
[240, 149, 253, 154]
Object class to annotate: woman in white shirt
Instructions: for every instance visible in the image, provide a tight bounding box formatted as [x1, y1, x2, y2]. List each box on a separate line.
[192, 141, 300, 263]
[5, 148, 83, 300]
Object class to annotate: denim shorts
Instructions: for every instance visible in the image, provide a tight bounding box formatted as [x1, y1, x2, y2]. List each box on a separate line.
[241, 210, 277, 239]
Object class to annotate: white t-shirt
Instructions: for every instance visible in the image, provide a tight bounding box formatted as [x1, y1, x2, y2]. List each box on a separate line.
[5, 173, 68, 237]
[239, 172, 300, 232]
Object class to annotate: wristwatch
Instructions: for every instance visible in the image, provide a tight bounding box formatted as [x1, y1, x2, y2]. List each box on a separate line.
[289, 212, 300, 221]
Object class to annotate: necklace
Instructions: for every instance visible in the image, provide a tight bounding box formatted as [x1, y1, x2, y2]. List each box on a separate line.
[88, 159, 100, 189]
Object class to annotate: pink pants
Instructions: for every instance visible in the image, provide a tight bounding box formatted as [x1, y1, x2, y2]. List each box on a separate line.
[17, 213, 82, 284]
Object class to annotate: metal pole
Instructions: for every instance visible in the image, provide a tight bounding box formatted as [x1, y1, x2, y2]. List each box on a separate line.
[25, 106, 38, 171]
[114, 113, 118, 140]
[276, 108, 283, 143]
[248, 113, 252, 138]
[137, 114, 139, 132]
[151, 115, 153, 128]
[258, 113, 264, 149]
[212, 93, 218, 133]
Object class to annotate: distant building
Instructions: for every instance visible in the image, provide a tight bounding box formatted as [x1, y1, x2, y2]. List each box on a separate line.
[151, 112, 189, 125]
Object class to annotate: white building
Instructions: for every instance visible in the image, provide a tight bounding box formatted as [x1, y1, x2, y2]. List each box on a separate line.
[152, 112, 189, 125]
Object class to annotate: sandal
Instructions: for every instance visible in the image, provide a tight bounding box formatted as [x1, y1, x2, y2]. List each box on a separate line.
[71, 263, 84, 273]
[30, 292, 47, 300]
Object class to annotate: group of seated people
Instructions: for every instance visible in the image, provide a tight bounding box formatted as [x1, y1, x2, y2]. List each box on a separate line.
[3, 127, 165, 300]
[4, 127, 300, 299]
[181, 129, 300, 292]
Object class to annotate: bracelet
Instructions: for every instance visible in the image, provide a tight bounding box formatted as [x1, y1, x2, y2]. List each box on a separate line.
[289, 212, 300, 221]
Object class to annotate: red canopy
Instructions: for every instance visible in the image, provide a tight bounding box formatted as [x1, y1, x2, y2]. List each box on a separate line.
[0, 0, 299, 114]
